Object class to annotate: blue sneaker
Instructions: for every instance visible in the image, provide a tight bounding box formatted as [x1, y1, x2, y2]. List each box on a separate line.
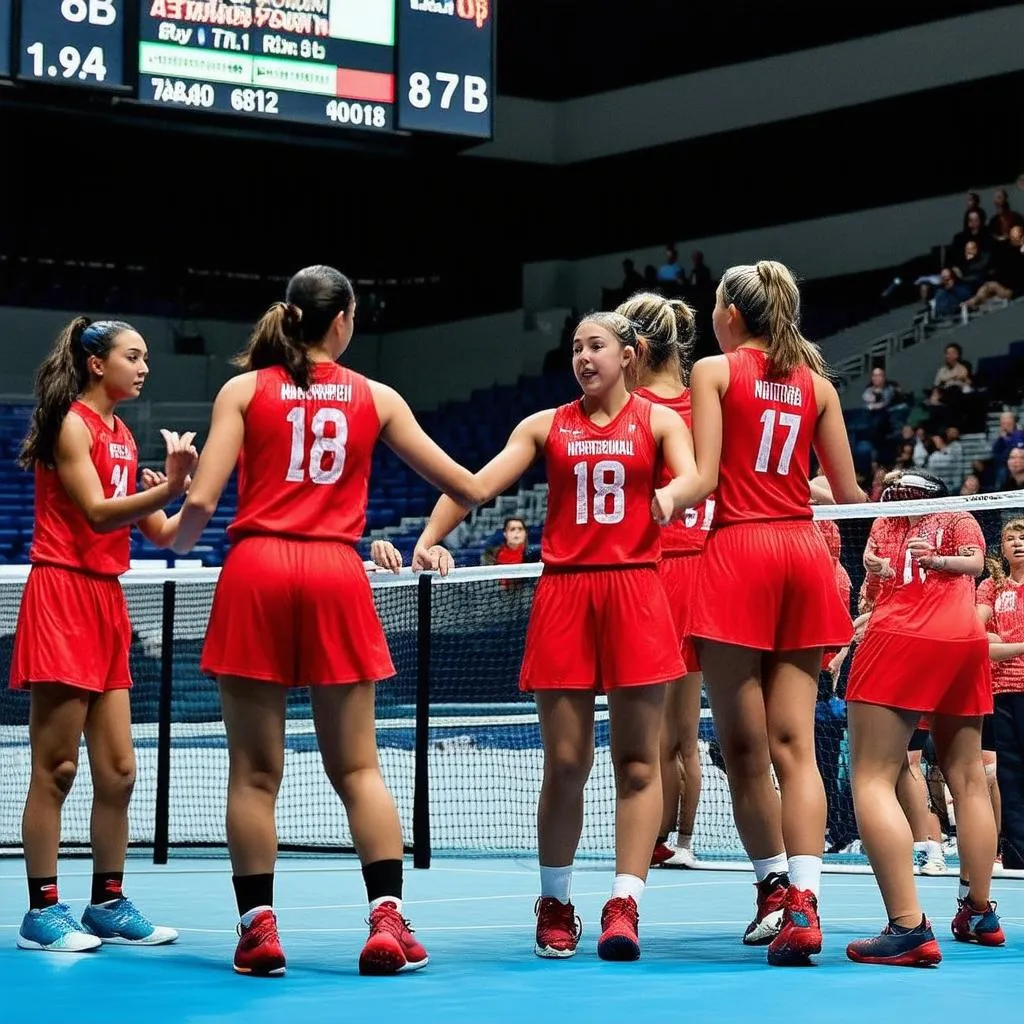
[18, 903, 102, 952]
[81, 898, 178, 945]
[847, 919, 942, 967]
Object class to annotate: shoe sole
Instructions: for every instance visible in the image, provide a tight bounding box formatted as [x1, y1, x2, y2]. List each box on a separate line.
[535, 944, 578, 959]
[17, 936, 101, 953]
[597, 936, 640, 962]
[358, 952, 429, 975]
[952, 931, 1006, 947]
[846, 940, 942, 967]
[234, 964, 286, 977]
[743, 910, 784, 945]
[766, 942, 821, 967]
[93, 933, 179, 946]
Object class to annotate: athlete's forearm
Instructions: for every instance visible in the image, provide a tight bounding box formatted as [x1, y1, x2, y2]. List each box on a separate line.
[921, 554, 984, 576]
[418, 495, 472, 548]
[989, 641, 1024, 663]
[662, 471, 714, 514]
[87, 482, 184, 532]
[170, 499, 215, 555]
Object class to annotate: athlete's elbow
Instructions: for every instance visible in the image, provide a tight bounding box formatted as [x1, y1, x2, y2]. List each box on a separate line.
[85, 506, 118, 532]
[450, 476, 488, 508]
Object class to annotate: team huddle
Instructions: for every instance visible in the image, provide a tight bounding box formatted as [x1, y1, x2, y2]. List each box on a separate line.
[6, 260, 1010, 974]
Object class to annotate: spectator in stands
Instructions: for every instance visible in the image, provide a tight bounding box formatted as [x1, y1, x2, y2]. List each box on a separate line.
[926, 431, 964, 493]
[481, 516, 540, 566]
[954, 241, 992, 295]
[935, 343, 971, 391]
[989, 188, 1024, 243]
[932, 270, 972, 318]
[894, 441, 916, 470]
[542, 313, 577, 376]
[965, 225, 1024, 309]
[952, 210, 989, 266]
[960, 474, 981, 495]
[862, 367, 896, 411]
[620, 259, 644, 297]
[1006, 447, 1024, 490]
[964, 191, 987, 231]
[991, 411, 1024, 488]
[689, 250, 713, 291]
[656, 246, 684, 293]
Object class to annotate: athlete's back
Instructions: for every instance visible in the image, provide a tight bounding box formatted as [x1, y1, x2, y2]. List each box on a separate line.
[229, 363, 378, 543]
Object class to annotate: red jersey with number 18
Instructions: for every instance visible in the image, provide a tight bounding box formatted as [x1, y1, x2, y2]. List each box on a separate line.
[541, 394, 661, 568]
[30, 400, 137, 577]
[714, 348, 817, 525]
[633, 386, 714, 553]
[228, 363, 380, 544]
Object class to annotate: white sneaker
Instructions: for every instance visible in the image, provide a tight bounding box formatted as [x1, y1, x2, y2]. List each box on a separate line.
[662, 846, 698, 869]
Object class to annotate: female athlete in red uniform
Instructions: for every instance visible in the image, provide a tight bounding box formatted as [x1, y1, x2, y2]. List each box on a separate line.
[653, 261, 864, 966]
[977, 518, 1024, 870]
[171, 266, 484, 978]
[11, 317, 195, 953]
[844, 472, 1002, 965]
[617, 292, 709, 869]
[414, 311, 696, 961]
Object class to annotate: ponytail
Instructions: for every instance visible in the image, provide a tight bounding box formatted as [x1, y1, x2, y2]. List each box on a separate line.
[720, 260, 827, 379]
[667, 298, 696, 385]
[615, 292, 697, 384]
[233, 301, 313, 390]
[19, 316, 130, 469]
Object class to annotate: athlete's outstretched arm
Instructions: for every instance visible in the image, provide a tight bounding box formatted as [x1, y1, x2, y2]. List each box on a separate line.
[371, 382, 486, 508]
[172, 375, 254, 554]
[812, 378, 865, 505]
[413, 411, 552, 574]
[55, 414, 196, 532]
[654, 356, 725, 517]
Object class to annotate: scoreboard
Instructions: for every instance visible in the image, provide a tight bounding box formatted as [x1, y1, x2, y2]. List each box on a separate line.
[2, 0, 494, 139]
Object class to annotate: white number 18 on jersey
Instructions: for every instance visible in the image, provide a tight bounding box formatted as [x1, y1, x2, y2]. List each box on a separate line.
[285, 407, 348, 485]
[574, 460, 625, 525]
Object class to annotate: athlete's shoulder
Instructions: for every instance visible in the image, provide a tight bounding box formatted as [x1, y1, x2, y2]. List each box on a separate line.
[976, 576, 996, 605]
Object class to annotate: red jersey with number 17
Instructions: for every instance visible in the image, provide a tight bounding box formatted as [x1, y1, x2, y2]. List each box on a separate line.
[633, 386, 714, 554]
[228, 363, 380, 544]
[714, 348, 817, 526]
[30, 400, 137, 577]
[541, 395, 661, 568]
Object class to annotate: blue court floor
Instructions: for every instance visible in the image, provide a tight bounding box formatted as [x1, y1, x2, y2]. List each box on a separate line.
[2, 856, 1023, 1023]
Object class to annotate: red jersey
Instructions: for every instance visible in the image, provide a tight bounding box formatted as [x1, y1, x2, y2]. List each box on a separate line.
[228, 363, 380, 544]
[863, 512, 986, 642]
[541, 395, 661, 568]
[817, 518, 851, 666]
[30, 401, 137, 577]
[976, 576, 1024, 694]
[634, 386, 714, 554]
[714, 348, 817, 526]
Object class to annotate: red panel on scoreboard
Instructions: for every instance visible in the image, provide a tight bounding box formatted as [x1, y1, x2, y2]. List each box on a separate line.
[336, 68, 394, 103]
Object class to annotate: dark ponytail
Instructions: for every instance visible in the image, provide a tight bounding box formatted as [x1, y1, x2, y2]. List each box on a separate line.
[19, 317, 133, 469]
[233, 265, 355, 389]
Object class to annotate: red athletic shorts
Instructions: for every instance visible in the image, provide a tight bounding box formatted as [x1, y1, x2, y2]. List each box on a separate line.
[846, 630, 992, 717]
[519, 566, 685, 692]
[9, 565, 132, 693]
[689, 520, 852, 651]
[201, 536, 395, 686]
[659, 553, 702, 673]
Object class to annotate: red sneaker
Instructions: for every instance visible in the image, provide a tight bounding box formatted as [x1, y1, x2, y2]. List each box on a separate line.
[358, 901, 429, 975]
[534, 897, 581, 958]
[767, 887, 822, 966]
[233, 910, 286, 977]
[951, 898, 1005, 946]
[651, 841, 675, 867]
[742, 872, 788, 945]
[596, 896, 640, 962]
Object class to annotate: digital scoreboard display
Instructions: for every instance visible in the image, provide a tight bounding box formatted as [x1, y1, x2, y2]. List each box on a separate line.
[16, 0, 128, 91]
[2, 2, 494, 139]
[138, 1, 397, 131]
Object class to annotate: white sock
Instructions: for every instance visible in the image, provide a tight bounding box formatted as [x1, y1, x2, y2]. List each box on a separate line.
[958, 878, 970, 900]
[539, 864, 573, 905]
[913, 841, 927, 855]
[369, 896, 402, 913]
[751, 853, 788, 882]
[240, 904, 272, 928]
[788, 855, 822, 896]
[925, 839, 942, 861]
[610, 873, 645, 904]
[676, 834, 693, 852]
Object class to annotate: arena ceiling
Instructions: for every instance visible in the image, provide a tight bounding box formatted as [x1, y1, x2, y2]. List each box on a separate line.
[496, 0, 1022, 100]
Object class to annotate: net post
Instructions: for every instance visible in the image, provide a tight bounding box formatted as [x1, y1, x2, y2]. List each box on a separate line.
[412, 572, 432, 869]
[153, 579, 176, 866]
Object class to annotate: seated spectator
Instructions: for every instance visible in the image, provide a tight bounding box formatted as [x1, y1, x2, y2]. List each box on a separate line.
[993, 411, 1024, 488]
[960, 474, 981, 495]
[989, 188, 1024, 243]
[926, 433, 964, 492]
[656, 246, 684, 293]
[620, 258, 644, 298]
[931, 269, 972, 317]
[934, 342, 971, 392]
[953, 240, 992, 293]
[951, 209, 989, 265]
[481, 516, 540, 566]
[862, 367, 897, 411]
[963, 191, 987, 232]
[894, 441, 916, 470]
[689, 249, 713, 291]
[1006, 447, 1024, 491]
[965, 224, 1024, 308]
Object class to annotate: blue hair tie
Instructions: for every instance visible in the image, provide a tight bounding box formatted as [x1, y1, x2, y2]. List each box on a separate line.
[80, 322, 110, 353]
